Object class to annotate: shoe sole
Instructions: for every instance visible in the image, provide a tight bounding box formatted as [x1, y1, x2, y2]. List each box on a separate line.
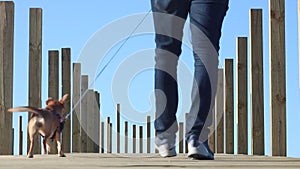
[188, 153, 214, 160]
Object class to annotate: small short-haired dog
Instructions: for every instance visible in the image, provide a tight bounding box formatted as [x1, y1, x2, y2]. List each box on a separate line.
[8, 94, 69, 158]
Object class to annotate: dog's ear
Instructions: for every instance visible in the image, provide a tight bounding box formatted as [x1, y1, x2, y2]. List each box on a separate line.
[46, 97, 54, 105]
[60, 94, 69, 104]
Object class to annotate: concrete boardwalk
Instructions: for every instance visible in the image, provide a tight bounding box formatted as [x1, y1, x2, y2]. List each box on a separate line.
[0, 154, 300, 169]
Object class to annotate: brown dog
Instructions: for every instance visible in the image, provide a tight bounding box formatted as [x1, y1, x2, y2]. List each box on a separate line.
[8, 94, 69, 158]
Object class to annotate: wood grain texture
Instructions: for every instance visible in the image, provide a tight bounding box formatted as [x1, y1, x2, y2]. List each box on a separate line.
[48, 50, 59, 154]
[237, 37, 248, 155]
[87, 90, 94, 153]
[80, 75, 88, 152]
[0, 1, 14, 155]
[216, 69, 224, 153]
[250, 9, 265, 155]
[269, 0, 286, 156]
[61, 48, 71, 153]
[208, 107, 215, 153]
[225, 59, 234, 154]
[72, 63, 81, 152]
[28, 7, 42, 155]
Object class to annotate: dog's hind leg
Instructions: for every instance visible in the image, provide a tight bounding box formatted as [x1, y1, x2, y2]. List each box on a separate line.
[42, 138, 48, 155]
[55, 132, 66, 157]
[27, 137, 34, 158]
[27, 124, 38, 158]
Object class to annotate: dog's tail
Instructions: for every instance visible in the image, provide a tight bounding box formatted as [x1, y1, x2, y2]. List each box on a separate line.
[8, 106, 45, 116]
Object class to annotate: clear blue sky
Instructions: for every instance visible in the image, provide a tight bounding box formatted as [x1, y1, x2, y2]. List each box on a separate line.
[10, 0, 299, 157]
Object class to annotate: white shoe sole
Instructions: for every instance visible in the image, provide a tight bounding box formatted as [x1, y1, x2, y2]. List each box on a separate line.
[155, 144, 177, 158]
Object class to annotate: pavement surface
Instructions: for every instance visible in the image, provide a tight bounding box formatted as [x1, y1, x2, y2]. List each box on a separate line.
[0, 153, 300, 169]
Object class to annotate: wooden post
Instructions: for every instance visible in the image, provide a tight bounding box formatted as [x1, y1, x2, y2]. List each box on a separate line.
[208, 107, 215, 153]
[225, 59, 234, 154]
[109, 123, 112, 153]
[179, 122, 184, 153]
[61, 48, 71, 153]
[139, 126, 143, 153]
[216, 69, 224, 153]
[19, 116, 23, 155]
[237, 37, 248, 155]
[116, 104, 120, 153]
[146, 116, 151, 153]
[80, 75, 88, 153]
[269, 0, 286, 156]
[48, 50, 59, 154]
[100, 122, 104, 153]
[28, 8, 42, 155]
[87, 90, 94, 153]
[124, 121, 128, 153]
[133, 125, 136, 153]
[72, 63, 81, 153]
[250, 9, 265, 155]
[94, 91, 100, 153]
[106, 117, 111, 153]
[185, 113, 188, 154]
[48, 50, 59, 99]
[0, 1, 14, 155]
[11, 128, 14, 154]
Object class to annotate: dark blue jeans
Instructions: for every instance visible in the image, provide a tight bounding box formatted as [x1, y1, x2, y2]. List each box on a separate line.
[152, 0, 228, 147]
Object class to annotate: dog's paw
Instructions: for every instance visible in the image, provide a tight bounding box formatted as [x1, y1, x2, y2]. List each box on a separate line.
[58, 154, 66, 157]
[27, 155, 34, 158]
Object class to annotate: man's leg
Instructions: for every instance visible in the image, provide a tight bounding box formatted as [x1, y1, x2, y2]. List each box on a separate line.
[186, 0, 229, 159]
[151, 0, 189, 157]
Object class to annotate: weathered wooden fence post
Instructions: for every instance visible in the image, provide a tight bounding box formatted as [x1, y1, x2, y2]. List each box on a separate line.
[28, 7, 43, 155]
[116, 104, 120, 153]
[87, 90, 94, 153]
[139, 126, 143, 153]
[80, 75, 88, 153]
[72, 63, 81, 152]
[48, 50, 59, 154]
[225, 59, 234, 154]
[62, 48, 71, 153]
[133, 124, 136, 153]
[106, 117, 111, 153]
[237, 37, 248, 155]
[19, 116, 23, 155]
[216, 69, 224, 153]
[179, 122, 184, 153]
[250, 9, 265, 155]
[0, 1, 14, 155]
[100, 122, 104, 153]
[208, 107, 215, 153]
[94, 91, 100, 153]
[269, 0, 286, 157]
[125, 121, 128, 153]
[146, 116, 151, 153]
[86, 90, 100, 153]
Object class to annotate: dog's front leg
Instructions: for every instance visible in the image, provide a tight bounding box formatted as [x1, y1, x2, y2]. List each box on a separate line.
[55, 132, 66, 157]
